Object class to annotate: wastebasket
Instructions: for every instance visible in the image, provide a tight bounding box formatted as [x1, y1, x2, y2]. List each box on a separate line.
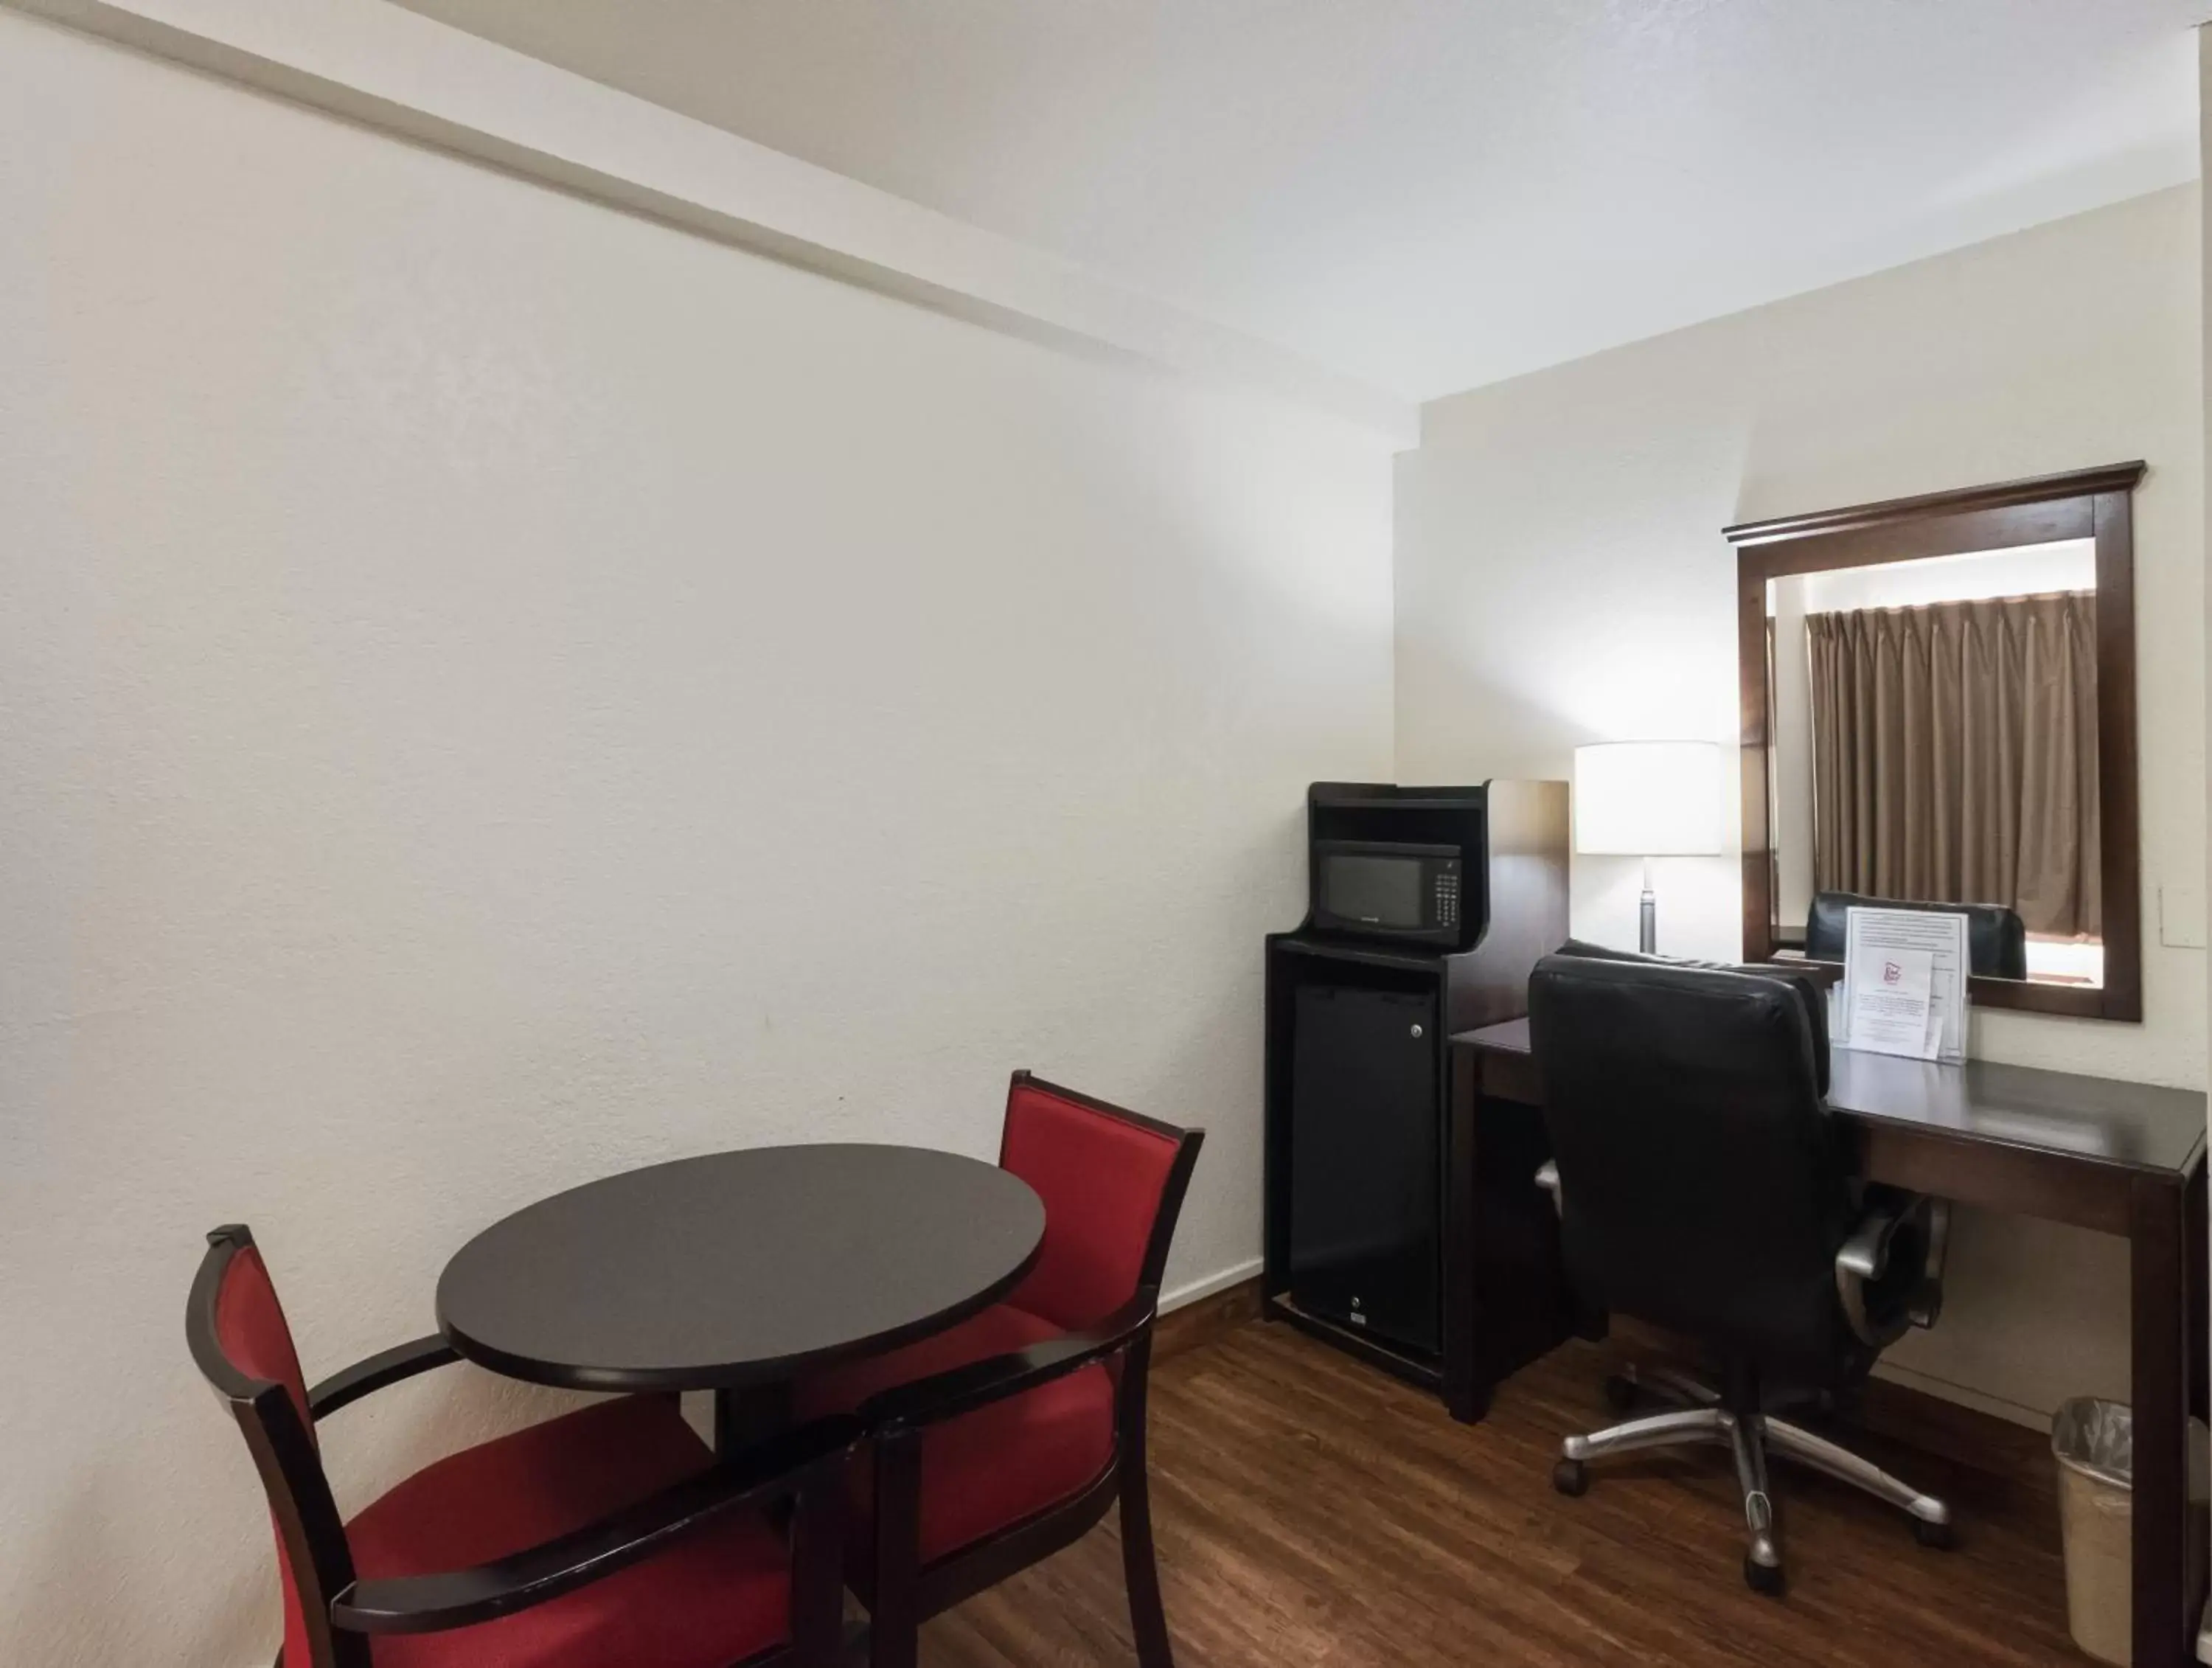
[2052, 1397, 2133, 1666]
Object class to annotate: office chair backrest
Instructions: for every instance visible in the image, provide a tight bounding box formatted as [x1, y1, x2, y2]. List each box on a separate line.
[1551, 938, 1832, 1099]
[1528, 953, 1855, 1375]
[1804, 891, 2028, 981]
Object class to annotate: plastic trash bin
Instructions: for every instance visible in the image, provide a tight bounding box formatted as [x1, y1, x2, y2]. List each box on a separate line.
[2052, 1397, 2132, 1665]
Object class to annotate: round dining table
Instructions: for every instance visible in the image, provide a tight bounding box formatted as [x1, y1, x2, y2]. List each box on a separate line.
[437, 1141, 1046, 1450]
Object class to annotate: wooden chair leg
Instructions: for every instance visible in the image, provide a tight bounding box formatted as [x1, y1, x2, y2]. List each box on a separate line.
[868, 1432, 925, 1668]
[787, 1462, 848, 1668]
[1117, 1355, 1175, 1668]
[1119, 1465, 1175, 1668]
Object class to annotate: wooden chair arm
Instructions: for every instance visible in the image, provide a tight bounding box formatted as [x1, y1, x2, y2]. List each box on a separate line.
[307, 1335, 462, 1420]
[330, 1412, 860, 1635]
[858, 1290, 1158, 1433]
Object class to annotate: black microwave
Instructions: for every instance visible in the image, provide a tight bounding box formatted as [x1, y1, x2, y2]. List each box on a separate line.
[1310, 840, 1464, 946]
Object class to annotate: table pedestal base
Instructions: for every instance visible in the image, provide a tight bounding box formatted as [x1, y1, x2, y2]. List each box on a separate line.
[714, 1381, 795, 1456]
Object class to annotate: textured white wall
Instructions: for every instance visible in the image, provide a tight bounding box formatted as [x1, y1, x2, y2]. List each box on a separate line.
[0, 16, 1395, 1667]
[2202, 25, 2212, 1530]
[1397, 184, 2205, 1424]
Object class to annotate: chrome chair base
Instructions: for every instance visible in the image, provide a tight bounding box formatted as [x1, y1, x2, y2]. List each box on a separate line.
[1551, 1365, 1952, 1595]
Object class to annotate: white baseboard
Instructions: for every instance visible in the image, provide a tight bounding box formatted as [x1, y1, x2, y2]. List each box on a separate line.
[1161, 1257, 1263, 1314]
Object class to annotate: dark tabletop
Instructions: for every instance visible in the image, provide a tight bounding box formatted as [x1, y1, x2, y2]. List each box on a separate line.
[438, 1144, 1046, 1392]
[1455, 1018, 2208, 1178]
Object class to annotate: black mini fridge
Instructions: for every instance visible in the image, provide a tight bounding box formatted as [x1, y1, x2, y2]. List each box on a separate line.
[1286, 983, 1440, 1357]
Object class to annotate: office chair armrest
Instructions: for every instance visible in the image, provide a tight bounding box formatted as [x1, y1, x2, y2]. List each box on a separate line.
[307, 1335, 462, 1420]
[1534, 1160, 1562, 1219]
[1836, 1200, 1911, 1281]
[1907, 1195, 1951, 1328]
[858, 1289, 1157, 1433]
[1836, 1192, 1950, 1343]
[330, 1413, 860, 1635]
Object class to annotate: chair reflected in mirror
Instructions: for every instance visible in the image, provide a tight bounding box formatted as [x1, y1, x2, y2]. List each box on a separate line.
[1803, 891, 2026, 981]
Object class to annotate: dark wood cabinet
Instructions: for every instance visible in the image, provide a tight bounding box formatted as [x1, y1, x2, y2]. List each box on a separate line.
[1263, 780, 1568, 1391]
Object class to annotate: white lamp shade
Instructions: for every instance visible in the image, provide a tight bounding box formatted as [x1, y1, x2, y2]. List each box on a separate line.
[1573, 741, 1726, 856]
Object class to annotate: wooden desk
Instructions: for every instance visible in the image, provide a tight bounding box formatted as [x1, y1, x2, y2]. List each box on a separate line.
[1450, 1019, 2208, 1668]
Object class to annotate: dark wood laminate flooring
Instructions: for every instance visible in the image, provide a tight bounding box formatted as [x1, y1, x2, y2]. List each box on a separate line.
[925, 1321, 2078, 1667]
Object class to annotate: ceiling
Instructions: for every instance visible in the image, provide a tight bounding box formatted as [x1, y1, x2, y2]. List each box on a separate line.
[389, 0, 2205, 403]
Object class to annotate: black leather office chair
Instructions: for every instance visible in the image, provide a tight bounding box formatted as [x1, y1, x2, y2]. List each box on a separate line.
[1804, 889, 2028, 980]
[1549, 938, 1833, 1092]
[1527, 948, 1953, 1595]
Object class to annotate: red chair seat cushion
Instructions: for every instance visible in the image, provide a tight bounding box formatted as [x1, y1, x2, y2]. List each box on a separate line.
[347, 1395, 789, 1668]
[799, 1304, 1114, 1566]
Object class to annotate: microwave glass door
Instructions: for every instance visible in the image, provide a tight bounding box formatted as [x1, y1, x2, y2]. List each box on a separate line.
[1324, 853, 1424, 930]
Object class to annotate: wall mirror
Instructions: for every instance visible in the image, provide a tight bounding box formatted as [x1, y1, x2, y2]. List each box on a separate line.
[1728, 462, 2144, 1021]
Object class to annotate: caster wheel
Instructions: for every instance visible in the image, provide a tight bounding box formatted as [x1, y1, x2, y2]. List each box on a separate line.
[1552, 1459, 1588, 1498]
[1913, 1517, 1955, 1550]
[1743, 1555, 1786, 1598]
[1602, 1374, 1640, 1414]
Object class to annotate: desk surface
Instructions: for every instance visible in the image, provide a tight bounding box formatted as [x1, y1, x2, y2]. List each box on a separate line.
[1456, 1018, 2207, 1179]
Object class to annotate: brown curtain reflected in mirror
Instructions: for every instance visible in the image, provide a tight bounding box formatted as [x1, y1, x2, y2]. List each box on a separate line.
[1806, 591, 2098, 939]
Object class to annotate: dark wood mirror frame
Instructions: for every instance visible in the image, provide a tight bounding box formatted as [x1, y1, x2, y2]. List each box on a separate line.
[1726, 461, 2146, 1022]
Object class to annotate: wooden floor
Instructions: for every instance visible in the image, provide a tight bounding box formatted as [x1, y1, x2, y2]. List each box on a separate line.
[925, 1319, 2081, 1667]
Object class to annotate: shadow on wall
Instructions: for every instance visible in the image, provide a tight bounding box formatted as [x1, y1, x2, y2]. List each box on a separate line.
[1402, 665, 1584, 786]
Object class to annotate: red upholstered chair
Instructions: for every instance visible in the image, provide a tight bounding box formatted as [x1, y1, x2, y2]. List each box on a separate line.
[799, 1071, 1203, 1668]
[187, 1224, 855, 1668]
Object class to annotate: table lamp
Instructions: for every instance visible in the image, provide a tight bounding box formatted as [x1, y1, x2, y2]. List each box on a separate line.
[1573, 740, 1725, 954]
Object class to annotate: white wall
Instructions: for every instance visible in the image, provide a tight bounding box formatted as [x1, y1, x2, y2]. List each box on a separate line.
[0, 0, 1416, 446]
[2201, 29, 2212, 1560]
[1793, 540, 2098, 611]
[1397, 184, 2205, 1424]
[0, 15, 1396, 1667]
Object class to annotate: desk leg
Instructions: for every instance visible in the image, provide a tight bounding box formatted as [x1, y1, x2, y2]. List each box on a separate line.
[2191, 1163, 2210, 1431]
[1443, 1047, 1577, 1425]
[715, 1381, 794, 1457]
[1444, 1047, 1485, 1424]
[2131, 1167, 2205, 1668]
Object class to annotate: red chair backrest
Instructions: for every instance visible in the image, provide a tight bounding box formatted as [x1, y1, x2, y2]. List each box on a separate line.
[999, 1075, 1197, 1332]
[189, 1229, 347, 1668]
[215, 1243, 315, 1436]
